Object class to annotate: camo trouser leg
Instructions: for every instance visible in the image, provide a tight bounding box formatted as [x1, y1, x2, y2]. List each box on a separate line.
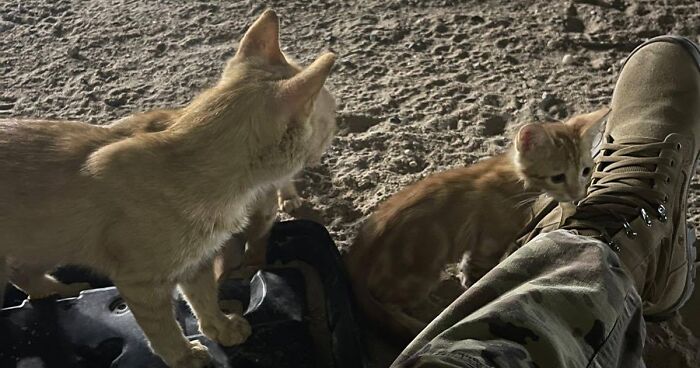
[392, 230, 646, 368]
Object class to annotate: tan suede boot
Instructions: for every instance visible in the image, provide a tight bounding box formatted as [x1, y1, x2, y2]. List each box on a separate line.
[520, 36, 700, 320]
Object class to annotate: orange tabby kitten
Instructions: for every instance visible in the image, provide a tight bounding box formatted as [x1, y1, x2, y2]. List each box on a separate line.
[344, 108, 608, 341]
[0, 10, 335, 368]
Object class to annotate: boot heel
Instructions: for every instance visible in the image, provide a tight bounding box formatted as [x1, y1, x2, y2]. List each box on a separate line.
[645, 225, 697, 322]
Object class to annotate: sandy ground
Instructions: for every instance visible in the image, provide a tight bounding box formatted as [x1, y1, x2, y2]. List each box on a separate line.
[2, 0, 700, 367]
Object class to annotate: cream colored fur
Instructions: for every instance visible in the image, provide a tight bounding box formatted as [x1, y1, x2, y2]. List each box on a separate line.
[106, 76, 337, 279]
[224, 80, 337, 273]
[0, 10, 336, 368]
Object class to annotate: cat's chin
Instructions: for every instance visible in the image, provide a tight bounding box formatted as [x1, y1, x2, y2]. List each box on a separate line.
[559, 201, 577, 210]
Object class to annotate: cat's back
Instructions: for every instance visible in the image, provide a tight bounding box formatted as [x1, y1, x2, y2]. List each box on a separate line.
[108, 109, 180, 136]
[370, 155, 512, 229]
[0, 118, 122, 211]
[0, 118, 115, 171]
[349, 153, 523, 261]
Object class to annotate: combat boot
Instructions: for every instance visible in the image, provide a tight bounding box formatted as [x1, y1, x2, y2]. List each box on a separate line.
[520, 36, 700, 319]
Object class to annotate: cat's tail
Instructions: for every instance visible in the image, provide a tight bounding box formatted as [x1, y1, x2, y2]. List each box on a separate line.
[344, 255, 427, 345]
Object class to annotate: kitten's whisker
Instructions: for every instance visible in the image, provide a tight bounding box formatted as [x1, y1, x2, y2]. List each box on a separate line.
[505, 192, 533, 201]
[514, 196, 539, 209]
[505, 192, 539, 203]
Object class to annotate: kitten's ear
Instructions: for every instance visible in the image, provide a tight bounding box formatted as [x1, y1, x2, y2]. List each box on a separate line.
[566, 107, 610, 142]
[515, 123, 547, 153]
[235, 9, 286, 64]
[278, 52, 336, 116]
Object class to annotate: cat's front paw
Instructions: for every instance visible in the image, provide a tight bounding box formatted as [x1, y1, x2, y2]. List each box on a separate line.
[169, 340, 211, 368]
[280, 197, 303, 213]
[201, 314, 252, 347]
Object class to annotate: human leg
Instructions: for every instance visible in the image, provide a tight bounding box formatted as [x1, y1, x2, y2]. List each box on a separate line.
[394, 35, 700, 368]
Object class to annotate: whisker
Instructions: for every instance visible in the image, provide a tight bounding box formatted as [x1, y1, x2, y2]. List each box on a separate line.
[505, 192, 538, 202]
[514, 196, 539, 209]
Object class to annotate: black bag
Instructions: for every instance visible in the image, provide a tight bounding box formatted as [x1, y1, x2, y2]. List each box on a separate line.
[0, 220, 367, 368]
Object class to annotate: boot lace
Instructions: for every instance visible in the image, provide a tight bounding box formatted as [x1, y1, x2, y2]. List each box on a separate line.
[563, 137, 677, 251]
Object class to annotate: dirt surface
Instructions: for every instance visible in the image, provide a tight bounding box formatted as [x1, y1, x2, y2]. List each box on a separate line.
[2, 0, 700, 367]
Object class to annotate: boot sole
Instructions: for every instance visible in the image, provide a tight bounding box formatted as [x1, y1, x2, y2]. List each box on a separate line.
[625, 36, 700, 321]
[645, 153, 700, 322]
[645, 225, 698, 322]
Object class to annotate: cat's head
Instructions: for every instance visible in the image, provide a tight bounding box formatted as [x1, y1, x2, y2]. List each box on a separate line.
[513, 108, 609, 202]
[217, 9, 336, 136]
[304, 85, 337, 166]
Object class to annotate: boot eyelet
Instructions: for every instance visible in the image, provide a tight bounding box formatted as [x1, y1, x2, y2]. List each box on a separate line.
[664, 176, 671, 184]
[675, 143, 682, 151]
[657, 205, 668, 222]
[663, 195, 669, 203]
[623, 221, 637, 238]
[608, 239, 621, 253]
[641, 208, 653, 226]
[670, 160, 675, 167]
[599, 230, 621, 253]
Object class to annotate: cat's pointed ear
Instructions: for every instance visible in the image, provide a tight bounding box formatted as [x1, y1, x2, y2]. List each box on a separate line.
[278, 52, 336, 115]
[566, 107, 610, 142]
[515, 123, 547, 153]
[235, 9, 286, 64]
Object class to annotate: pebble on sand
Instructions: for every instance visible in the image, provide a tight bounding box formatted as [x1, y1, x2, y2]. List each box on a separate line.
[66, 47, 82, 59]
[561, 54, 574, 65]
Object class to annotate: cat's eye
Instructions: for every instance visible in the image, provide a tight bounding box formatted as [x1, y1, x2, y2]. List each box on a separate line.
[582, 167, 591, 176]
[550, 174, 566, 183]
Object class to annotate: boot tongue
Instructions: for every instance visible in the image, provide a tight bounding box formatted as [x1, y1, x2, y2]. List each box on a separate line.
[609, 119, 674, 141]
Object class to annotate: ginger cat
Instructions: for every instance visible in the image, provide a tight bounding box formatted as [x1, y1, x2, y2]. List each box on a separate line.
[0, 10, 336, 368]
[109, 80, 337, 277]
[344, 108, 609, 342]
[111, 68, 336, 217]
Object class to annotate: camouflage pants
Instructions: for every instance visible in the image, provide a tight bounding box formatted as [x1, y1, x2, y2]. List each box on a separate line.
[392, 230, 646, 368]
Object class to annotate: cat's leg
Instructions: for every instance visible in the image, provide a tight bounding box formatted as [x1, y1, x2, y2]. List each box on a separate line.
[216, 234, 246, 281]
[242, 189, 279, 268]
[277, 180, 303, 213]
[10, 266, 89, 299]
[372, 275, 436, 335]
[219, 189, 277, 279]
[116, 280, 211, 368]
[179, 259, 252, 346]
[458, 248, 502, 289]
[457, 253, 475, 288]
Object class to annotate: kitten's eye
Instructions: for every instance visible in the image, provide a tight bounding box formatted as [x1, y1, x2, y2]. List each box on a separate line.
[582, 167, 591, 176]
[550, 173, 566, 184]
